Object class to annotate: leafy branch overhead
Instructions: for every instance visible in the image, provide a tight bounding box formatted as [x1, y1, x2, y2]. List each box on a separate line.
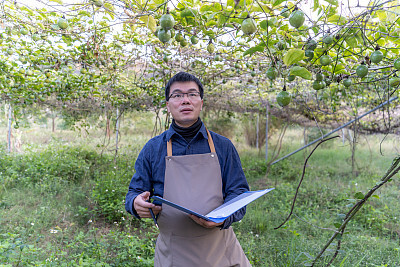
[0, 0, 399, 131]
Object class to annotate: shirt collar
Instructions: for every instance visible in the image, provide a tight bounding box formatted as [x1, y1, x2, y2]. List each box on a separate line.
[166, 120, 208, 141]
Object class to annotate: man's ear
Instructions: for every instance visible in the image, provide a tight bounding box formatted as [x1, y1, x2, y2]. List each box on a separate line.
[166, 101, 170, 113]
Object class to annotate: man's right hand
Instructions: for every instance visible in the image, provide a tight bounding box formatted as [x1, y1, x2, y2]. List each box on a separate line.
[134, 191, 162, 218]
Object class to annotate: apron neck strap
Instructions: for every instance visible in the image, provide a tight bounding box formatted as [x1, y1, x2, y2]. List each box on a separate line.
[167, 128, 216, 157]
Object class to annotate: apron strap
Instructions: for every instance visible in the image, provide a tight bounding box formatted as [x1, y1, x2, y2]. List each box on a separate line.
[167, 127, 216, 156]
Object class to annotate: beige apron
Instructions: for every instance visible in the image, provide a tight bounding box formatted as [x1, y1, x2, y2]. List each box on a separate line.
[154, 129, 251, 267]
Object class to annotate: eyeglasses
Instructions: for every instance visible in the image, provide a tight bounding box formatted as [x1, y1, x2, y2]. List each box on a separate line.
[169, 92, 201, 101]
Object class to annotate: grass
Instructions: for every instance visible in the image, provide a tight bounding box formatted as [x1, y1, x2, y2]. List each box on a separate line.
[0, 111, 399, 266]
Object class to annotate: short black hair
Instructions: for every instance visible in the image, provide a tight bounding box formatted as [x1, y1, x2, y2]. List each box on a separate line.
[165, 72, 204, 101]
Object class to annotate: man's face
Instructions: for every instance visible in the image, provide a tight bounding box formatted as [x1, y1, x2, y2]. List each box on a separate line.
[166, 81, 203, 128]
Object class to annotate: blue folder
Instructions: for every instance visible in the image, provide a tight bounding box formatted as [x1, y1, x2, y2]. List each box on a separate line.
[151, 188, 274, 223]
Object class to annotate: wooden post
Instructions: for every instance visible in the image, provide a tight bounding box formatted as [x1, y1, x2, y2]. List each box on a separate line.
[265, 102, 269, 162]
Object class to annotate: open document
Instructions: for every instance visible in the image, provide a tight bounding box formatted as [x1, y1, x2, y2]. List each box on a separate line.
[151, 188, 274, 223]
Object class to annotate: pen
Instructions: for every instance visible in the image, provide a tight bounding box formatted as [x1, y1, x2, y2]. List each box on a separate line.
[148, 201, 159, 229]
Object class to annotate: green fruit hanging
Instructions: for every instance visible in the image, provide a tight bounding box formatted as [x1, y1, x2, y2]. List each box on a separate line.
[288, 75, 295, 81]
[57, 17, 68, 30]
[207, 43, 215, 54]
[241, 17, 257, 35]
[266, 67, 277, 80]
[356, 64, 368, 78]
[389, 77, 400, 87]
[394, 58, 400, 70]
[305, 39, 317, 51]
[320, 55, 332, 66]
[343, 78, 352, 87]
[322, 34, 333, 45]
[175, 33, 183, 42]
[305, 50, 314, 61]
[190, 35, 199, 44]
[158, 28, 171, 43]
[277, 90, 291, 107]
[20, 28, 28, 35]
[370, 50, 383, 64]
[160, 12, 175, 30]
[289, 9, 305, 29]
[180, 38, 188, 47]
[315, 73, 324, 81]
[313, 80, 326, 90]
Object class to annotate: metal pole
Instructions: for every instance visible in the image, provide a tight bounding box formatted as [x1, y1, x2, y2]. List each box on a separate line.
[7, 104, 12, 153]
[271, 96, 398, 165]
[115, 107, 120, 155]
[265, 102, 269, 162]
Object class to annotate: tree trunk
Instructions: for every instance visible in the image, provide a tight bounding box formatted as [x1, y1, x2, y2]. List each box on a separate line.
[7, 104, 12, 153]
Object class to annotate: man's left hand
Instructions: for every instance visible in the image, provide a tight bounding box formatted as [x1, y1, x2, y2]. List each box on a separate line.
[189, 215, 224, 228]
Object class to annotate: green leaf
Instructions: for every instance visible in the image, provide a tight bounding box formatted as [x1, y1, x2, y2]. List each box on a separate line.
[290, 66, 312, 80]
[372, 194, 380, 199]
[333, 222, 342, 228]
[354, 192, 364, 199]
[313, 0, 319, 11]
[243, 45, 265, 57]
[260, 20, 268, 30]
[139, 15, 157, 33]
[328, 15, 347, 24]
[272, 0, 285, 7]
[324, 0, 338, 6]
[49, 0, 63, 3]
[283, 49, 305, 66]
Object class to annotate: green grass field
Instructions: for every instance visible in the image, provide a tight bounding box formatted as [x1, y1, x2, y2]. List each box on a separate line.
[0, 112, 399, 266]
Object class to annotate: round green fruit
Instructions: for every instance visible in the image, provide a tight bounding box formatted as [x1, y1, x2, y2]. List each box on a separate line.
[207, 43, 215, 54]
[160, 13, 175, 30]
[289, 10, 305, 29]
[251, 71, 256, 77]
[394, 58, 400, 70]
[320, 55, 332, 66]
[190, 35, 199, 45]
[277, 91, 291, 107]
[313, 80, 326, 90]
[305, 50, 314, 61]
[356, 64, 368, 78]
[20, 28, 29, 35]
[322, 34, 333, 45]
[287, 75, 295, 81]
[343, 78, 352, 87]
[19, 68, 25, 74]
[175, 33, 183, 42]
[214, 54, 222, 61]
[305, 39, 317, 51]
[389, 77, 400, 87]
[276, 41, 286, 51]
[32, 33, 41, 41]
[57, 18, 69, 30]
[158, 28, 171, 43]
[80, 68, 87, 74]
[6, 48, 13, 55]
[27, 69, 34, 76]
[316, 73, 324, 81]
[266, 67, 277, 80]
[370, 50, 383, 64]
[180, 38, 188, 47]
[227, 41, 232, 47]
[241, 18, 257, 35]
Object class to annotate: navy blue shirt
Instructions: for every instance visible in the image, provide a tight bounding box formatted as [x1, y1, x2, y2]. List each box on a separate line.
[125, 122, 250, 229]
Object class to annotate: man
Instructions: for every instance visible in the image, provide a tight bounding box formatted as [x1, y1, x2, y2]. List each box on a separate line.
[125, 72, 251, 266]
